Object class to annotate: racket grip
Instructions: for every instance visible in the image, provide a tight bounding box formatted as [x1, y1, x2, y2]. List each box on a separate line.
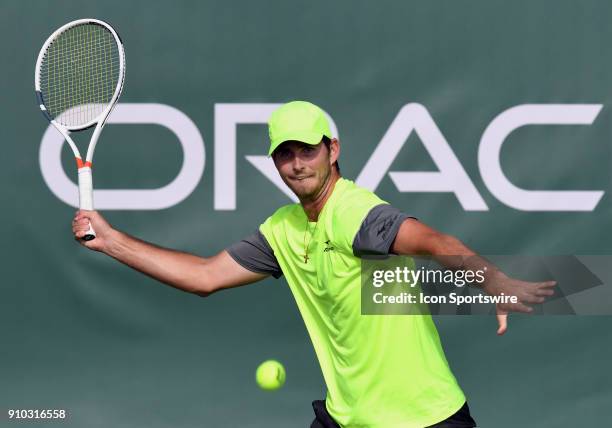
[77, 166, 96, 241]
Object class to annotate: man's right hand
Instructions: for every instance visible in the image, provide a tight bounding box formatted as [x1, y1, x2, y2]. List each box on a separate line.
[72, 210, 115, 253]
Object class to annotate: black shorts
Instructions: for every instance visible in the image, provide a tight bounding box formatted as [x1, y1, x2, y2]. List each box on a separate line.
[310, 400, 477, 428]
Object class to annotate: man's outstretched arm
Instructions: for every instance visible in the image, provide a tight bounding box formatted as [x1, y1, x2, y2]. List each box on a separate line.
[391, 218, 556, 334]
[72, 210, 269, 296]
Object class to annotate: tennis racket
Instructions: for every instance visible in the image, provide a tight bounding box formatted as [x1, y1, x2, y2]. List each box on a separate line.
[35, 18, 126, 240]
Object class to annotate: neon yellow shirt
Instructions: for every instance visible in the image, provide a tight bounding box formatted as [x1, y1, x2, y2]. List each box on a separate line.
[259, 178, 465, 427]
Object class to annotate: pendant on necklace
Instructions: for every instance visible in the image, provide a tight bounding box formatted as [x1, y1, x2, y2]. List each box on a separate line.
[303, 254, 309, 263]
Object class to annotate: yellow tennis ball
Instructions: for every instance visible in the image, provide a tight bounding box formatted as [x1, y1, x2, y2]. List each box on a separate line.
[255, 360, 286, 391]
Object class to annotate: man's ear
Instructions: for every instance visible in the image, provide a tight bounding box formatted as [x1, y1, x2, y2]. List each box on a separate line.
[330, 138, 340, 164]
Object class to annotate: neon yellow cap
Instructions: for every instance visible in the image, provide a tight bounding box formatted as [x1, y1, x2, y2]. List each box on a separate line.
[268, 101, 332, 156]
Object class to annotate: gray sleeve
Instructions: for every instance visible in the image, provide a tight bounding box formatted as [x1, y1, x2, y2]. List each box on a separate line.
[352, 204, 416, 257]
[226, 230, 283, 279]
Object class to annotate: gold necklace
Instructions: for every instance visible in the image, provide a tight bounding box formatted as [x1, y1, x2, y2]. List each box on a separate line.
[302, 219, 318, 263]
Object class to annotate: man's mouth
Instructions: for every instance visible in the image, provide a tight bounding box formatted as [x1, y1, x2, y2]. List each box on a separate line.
[292, 175, 312, 181]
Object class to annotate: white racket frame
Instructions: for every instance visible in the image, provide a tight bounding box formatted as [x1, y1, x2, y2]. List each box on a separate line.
[34, 18, 126, 240]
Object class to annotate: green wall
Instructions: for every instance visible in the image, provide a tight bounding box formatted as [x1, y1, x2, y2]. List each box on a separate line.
[2, 1, 611, 426]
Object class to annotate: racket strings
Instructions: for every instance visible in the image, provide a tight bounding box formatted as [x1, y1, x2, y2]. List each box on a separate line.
[39, 23, 121, 128]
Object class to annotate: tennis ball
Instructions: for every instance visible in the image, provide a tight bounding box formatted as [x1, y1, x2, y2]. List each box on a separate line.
[255, 360, 286, 391]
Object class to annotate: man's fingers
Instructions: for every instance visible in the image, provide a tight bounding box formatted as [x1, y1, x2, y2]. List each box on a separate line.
[507, 302, 533, 313]
[534, 281, 557, 292]
[521, 294, 546, 304]
[535, 288, 555, 297]
[72, 210, 103, 248]
[516, 280, 557, 303]
[72, 218, 91, 230]
[539, 281, 557, 288]
[489, 279, 557, 315]
[72, 214, 92, 239]
[496, 314, 507, 336]
[74, 210, 94, 221]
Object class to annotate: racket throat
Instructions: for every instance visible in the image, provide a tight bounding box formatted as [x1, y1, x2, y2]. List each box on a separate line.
[76, 158, 92, 169]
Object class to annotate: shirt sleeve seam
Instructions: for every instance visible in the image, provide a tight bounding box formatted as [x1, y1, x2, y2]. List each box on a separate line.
[226, 246, 283, 279]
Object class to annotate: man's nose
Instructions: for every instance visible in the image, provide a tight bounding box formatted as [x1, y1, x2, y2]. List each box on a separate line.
[291, 155, 304, 171]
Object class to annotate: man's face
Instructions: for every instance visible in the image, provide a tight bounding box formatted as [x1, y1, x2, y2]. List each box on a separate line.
[272, 140, 335, 200]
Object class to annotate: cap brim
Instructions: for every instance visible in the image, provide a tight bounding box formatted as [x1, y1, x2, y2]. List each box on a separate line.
[268, 131, 324, 156]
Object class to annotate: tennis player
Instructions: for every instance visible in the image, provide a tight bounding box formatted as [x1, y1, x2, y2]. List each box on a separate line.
[72, 101, 555, 427]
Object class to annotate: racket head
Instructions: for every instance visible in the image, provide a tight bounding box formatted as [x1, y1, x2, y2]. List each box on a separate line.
[34, 18, 125, 131]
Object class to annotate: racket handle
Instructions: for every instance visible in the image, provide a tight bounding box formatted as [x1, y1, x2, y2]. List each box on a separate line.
[77, 166, 96, 241]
